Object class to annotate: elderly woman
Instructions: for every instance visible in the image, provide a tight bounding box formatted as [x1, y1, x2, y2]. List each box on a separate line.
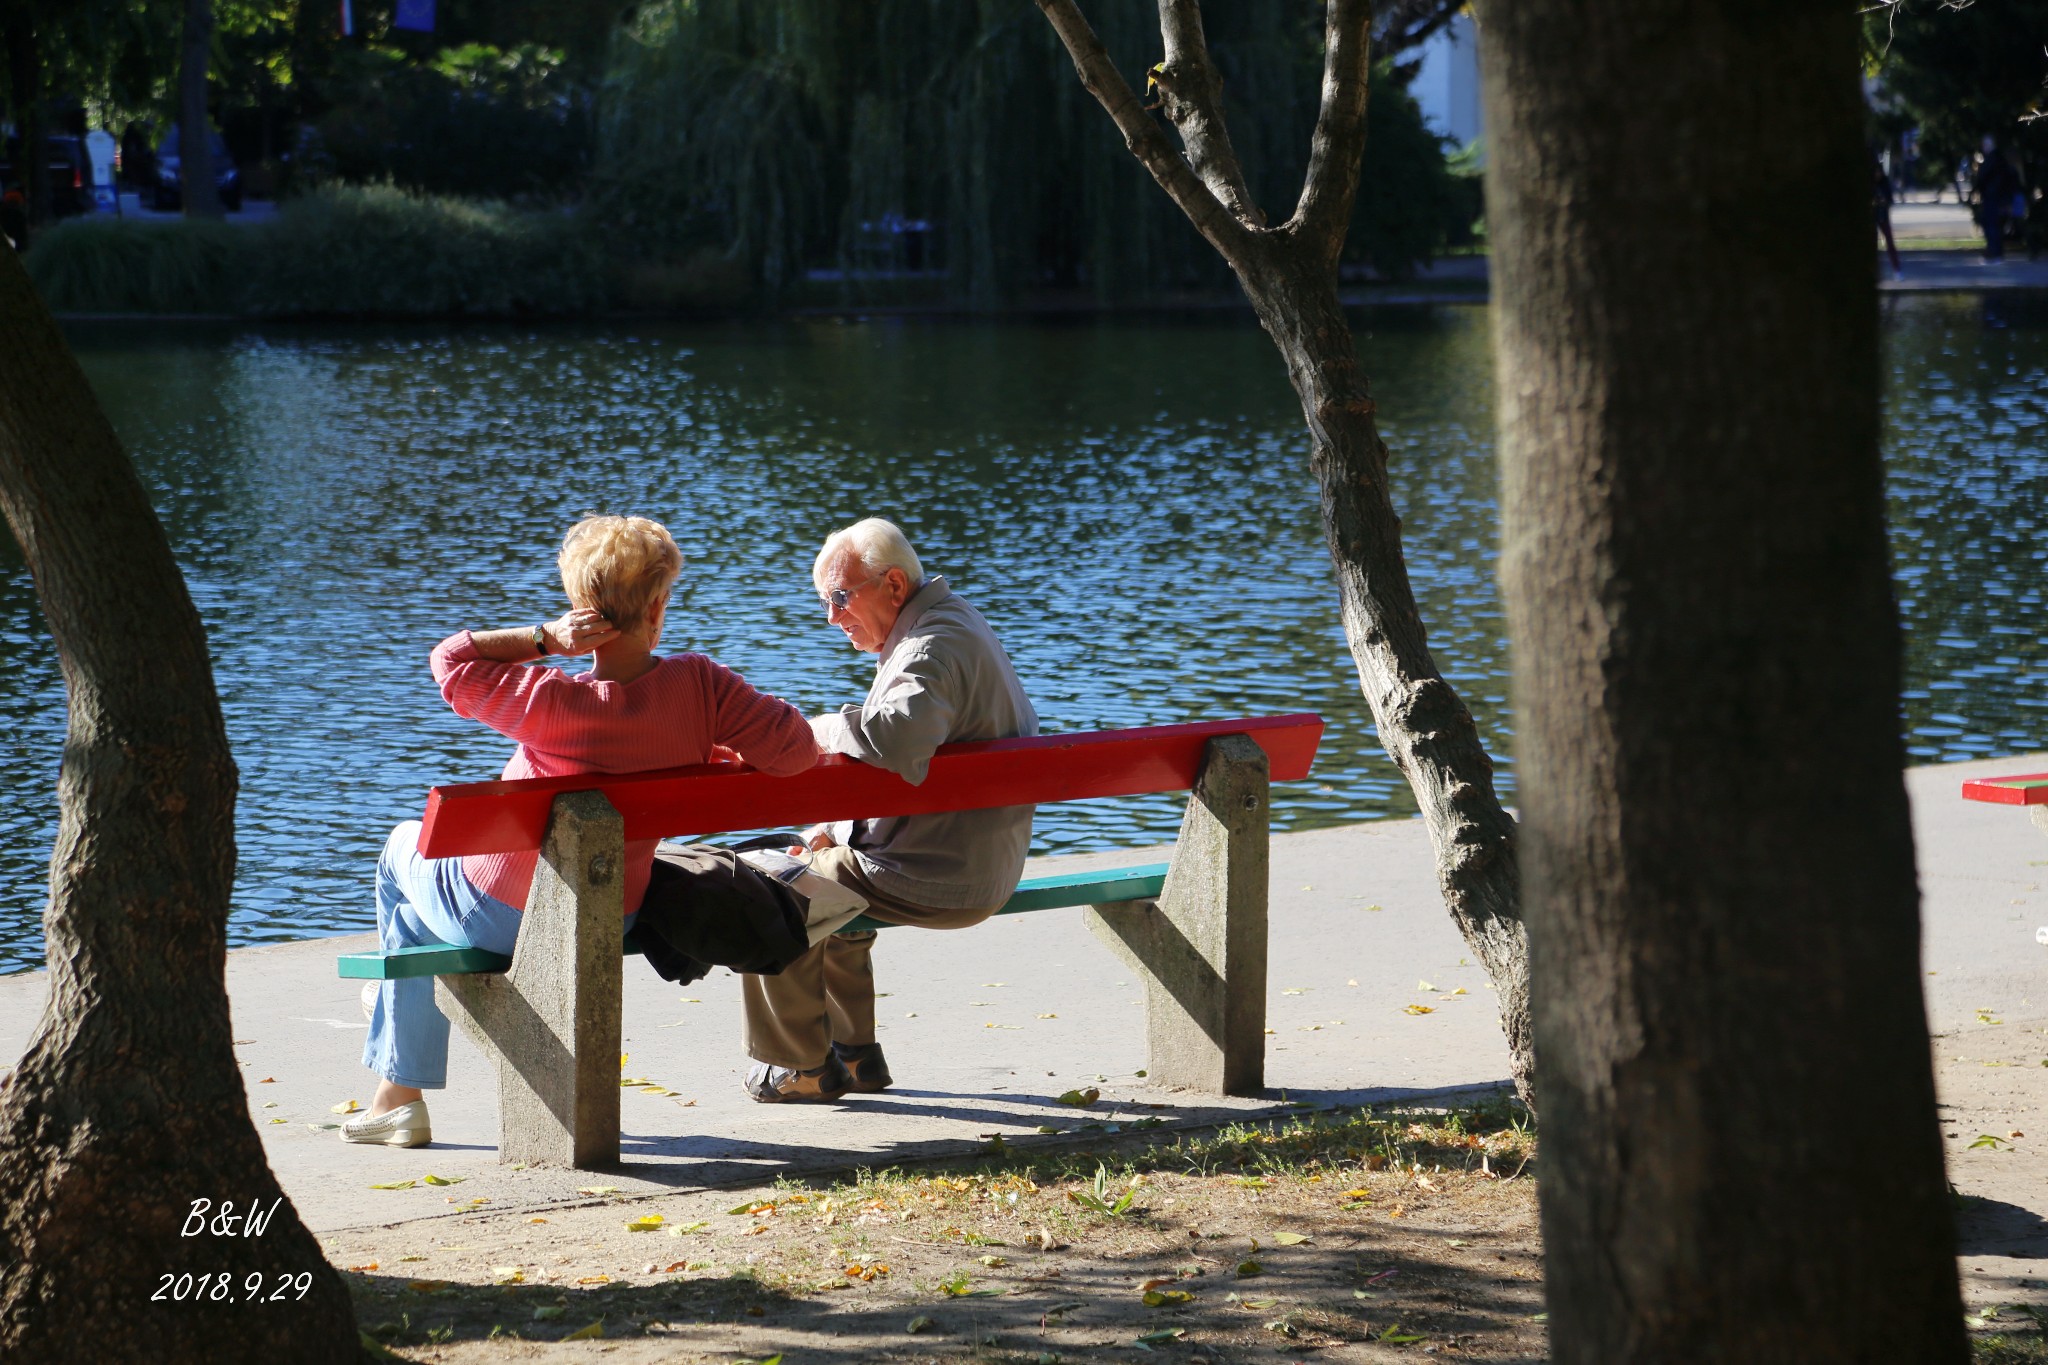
[344, 515, 818, 1147]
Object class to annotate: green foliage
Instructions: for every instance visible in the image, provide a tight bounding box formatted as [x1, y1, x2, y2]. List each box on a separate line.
[1348, 66, 1482, 278]
[302, 43, 591, 200]
[1067, 1163, 1139, 1218]
[249, 185, 607, 318]
[23, 215, 242, 313]
[24, 187, 610, 319]
[593, 0, 1469, 304]
[1867, 1, 2048, 182]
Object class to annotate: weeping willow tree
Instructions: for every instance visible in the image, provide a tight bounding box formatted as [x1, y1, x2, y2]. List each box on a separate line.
[593, 0, 1466, 302]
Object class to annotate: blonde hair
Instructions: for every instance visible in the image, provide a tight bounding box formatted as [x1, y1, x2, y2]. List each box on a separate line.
[814, 517, 925, 588]
[558, 515, 683, 631]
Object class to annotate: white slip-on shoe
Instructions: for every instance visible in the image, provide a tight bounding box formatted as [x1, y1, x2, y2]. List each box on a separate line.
[340, 1099, 431, 1148]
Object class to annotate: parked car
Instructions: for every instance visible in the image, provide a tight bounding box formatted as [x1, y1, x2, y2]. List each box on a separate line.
[0, 134, 91, 217]
[153, 126, 241, 211]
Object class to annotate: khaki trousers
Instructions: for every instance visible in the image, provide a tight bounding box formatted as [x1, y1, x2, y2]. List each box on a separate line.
[742, 844, 997, 1069]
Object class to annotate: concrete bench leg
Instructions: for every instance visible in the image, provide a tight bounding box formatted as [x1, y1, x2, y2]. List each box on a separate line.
[439, 790, 624, 1168]
[1087, 734, 1269, 1095]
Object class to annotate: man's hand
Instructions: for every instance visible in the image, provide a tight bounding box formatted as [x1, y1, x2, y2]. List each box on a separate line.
[786, 823, 836, 857]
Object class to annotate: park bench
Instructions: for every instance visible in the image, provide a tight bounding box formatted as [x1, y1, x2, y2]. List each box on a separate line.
[1961, 772, 2048, 836]
[336, 714, 1323, 1168]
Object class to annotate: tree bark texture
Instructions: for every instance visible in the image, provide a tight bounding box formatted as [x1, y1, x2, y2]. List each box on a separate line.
[1038, 0, 1532, 1105]
[0, 247, 355, 1356]
[177, 0, 223, 219]
[1477, 2, 1966, 1359]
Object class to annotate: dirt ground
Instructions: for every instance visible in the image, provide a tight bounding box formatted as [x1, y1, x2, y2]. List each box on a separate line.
[324, 1025, 2048, 1365]
[333, 1102, 1546, 1363]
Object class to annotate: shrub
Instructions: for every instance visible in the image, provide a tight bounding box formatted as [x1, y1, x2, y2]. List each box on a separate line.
[247, 185, 609, 319]
[23, 188, 613, 320]
[24, 216, 245, 314]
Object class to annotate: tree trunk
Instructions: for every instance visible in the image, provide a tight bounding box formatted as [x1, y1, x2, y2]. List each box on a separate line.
[1238, 255, 1531, 1102]
[1477, 2, 1966, 1360]
[0, 237, 355, 1357]
[178, 0, 223, 219]
[1036, 0, 1534, 1106]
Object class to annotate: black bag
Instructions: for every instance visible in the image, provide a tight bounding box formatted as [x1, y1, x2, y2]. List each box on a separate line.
[625, 843, 810, 986]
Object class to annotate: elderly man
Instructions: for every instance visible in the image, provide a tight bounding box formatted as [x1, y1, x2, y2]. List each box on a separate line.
[744, 517, 1038, 1103]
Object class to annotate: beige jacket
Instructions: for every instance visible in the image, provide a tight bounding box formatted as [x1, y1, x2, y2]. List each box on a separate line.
[811, 577, 1037, 910]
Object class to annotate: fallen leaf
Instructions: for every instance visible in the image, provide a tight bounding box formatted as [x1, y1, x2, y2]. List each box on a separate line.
[625, 1214, 665, 1232]
[330, 1100, 362, 1114]
[979, 1254, 1008, 1267]
[258, 1077, 276, 1084]
[1242, 1296, 1278, 1309]
[667, 1220, 711, 1236]
[1271, 1232, 1310, 1246]
[404, 1279, 452, 1293]
[532, 1305, 566, 1321]
[575, 1275, 611, 1285]
[369, 1180, 417, 1190]
[579, 1186, 623, 1197]
[1135, 1327, 1185, 1345]
[346, 1262, 379, 1272]
[728, 1199, 773, 1216]
[421, 1174, 464, 1186]
[906, 1315, 938, 1334]
[1036, 1012, 1058, 1019]
[493, 1266, 525, 1284]
[528, 1217, 549, 1224]
[1237, 1259, 1265, 1276]
[1403, 1004, 1436, 1015]
[562, 1319, 603, 1341]
[1139, 1277, 1175, 1292]
[1143, 1288, 1195, 1307]
[1056, 1087, 1101, 1107]
[1418, 979, 1436, 991]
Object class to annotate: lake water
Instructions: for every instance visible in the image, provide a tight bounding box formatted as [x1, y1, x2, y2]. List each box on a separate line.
[1, 295, 2042, 973]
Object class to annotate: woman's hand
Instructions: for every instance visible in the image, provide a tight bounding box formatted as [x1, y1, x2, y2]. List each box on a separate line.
[543, 608, 620, 657]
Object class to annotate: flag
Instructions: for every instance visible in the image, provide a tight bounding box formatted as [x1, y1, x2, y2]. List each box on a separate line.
[394, 0, 436, 32]
[338, 0, 353, 37]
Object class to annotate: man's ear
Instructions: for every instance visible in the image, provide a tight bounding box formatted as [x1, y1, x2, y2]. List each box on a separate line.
[887, 567, 911, 603]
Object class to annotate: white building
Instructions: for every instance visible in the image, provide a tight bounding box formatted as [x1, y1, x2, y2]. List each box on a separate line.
[1409, 12, 1483, 153]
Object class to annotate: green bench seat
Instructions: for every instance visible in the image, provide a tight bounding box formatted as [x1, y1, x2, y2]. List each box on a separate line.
[336, 862, 1170, 981]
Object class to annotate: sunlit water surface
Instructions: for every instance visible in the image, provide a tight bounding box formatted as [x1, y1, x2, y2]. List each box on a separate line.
[0, 295, 2040, 971]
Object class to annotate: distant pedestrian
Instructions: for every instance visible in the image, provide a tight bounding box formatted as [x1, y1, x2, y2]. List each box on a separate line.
[1973, 136, 2022, 263]
[1874, 154, 1903, 282]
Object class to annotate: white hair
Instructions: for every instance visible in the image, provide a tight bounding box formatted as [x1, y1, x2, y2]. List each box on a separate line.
[815, 517, 925, 587]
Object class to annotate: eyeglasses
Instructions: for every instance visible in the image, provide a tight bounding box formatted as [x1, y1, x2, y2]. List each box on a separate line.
[819, 571, 886, 612]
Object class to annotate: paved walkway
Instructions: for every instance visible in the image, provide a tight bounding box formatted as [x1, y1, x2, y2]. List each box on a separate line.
[1, 753, 2044, 1246]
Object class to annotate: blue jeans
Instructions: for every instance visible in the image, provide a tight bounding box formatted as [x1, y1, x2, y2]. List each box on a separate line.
[361, 821, 526, 1090]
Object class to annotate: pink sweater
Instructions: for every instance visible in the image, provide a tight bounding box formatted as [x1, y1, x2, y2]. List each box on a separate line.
[430, 632, 818, 914]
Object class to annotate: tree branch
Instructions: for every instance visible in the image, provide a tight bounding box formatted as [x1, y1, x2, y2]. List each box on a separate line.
[1034, 0, 1257, 265]
[1290, 0, 1374, 256]
[1155, 0, 1267, 228]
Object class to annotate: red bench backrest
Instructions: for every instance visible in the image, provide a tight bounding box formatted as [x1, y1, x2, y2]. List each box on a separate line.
[418, 714, 1323, 859]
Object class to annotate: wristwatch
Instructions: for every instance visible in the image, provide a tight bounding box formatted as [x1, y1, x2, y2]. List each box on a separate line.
[531, 624, 549, 655]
